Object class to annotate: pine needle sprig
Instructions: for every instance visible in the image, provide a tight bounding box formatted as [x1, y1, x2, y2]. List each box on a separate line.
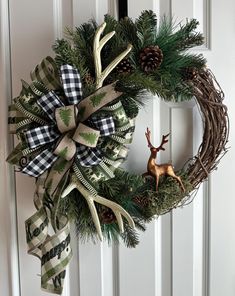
[67, 22, 97, 75]
[135, 10, 158, 47]
[118, 17, 138, 49]
[103, 14, 118, 33]
[121, 224, 140, 248]
[117, 71, 160, 95]
[53, 39, 88, 79]
[172, 19, 204, 50]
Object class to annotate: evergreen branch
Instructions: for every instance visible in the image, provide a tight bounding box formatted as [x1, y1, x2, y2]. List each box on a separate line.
[53, 39, 88, 78]
[173, 19, 204, 50]
[118, 17, 138, 47]
[121, 224, 140, 248]
[103, 14, 118, 34]
[135, 10, 158, 46]
[117, 71, 160, 95]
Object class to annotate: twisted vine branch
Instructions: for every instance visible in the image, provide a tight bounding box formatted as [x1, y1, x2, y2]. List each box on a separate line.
[187, 68, 229, 188]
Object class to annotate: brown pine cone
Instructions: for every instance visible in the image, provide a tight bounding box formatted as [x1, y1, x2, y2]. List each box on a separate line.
[84, 72, 94, 85]
[182, 67, 199, 81]
[116, 58, 133, 74]
[139, 45, 163, 73]
[99, 207, 116, 224]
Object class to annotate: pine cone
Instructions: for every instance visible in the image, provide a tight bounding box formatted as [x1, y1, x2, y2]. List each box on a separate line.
[84, 73, 94, 85]
[99, 207, 116, 224]
[139, 45, 163, 73]
[116, 58, 133, 74]
[182, 67, 198, 81]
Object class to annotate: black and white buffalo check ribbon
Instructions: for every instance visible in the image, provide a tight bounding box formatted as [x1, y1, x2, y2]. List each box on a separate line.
[22, 64, 115, 177]
[60, 65, 82, 104]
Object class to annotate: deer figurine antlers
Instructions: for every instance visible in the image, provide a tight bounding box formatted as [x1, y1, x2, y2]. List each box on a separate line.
[62, 23, 135, 240]
[144, 128, 185, 192]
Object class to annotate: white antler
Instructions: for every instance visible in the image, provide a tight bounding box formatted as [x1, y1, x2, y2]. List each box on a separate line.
[93, 22, 133, 89]
[62, 175, 135, 241]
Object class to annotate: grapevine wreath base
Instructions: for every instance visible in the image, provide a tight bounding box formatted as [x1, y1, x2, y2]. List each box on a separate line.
[7, 11, 229, 294]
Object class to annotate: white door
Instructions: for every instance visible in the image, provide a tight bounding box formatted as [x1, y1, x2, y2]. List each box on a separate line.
[1, 1, 235, 296]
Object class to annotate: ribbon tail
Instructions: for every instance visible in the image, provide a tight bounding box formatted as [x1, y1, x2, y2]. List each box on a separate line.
[41, 224, 72, 294]
[34, 171, 48, 210]
[26, 213, 67, 294]
[26, 171, 72, 295]
[25, 207, 49, 258]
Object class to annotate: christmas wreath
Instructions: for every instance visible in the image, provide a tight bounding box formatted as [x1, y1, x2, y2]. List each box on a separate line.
[7, 11, 229, 294]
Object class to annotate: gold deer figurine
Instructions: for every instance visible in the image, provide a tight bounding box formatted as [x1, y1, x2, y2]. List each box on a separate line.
[144, 128, 185, 192]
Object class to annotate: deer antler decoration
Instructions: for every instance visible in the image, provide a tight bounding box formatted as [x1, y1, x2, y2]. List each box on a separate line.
[62, 23, 135, 240]
[94, 22, 133, 89]
[62, 175, 135, 241]
[144, 128, 185, 192]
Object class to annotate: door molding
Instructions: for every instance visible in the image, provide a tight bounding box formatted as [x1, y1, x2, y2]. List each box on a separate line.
[0, 0, 20, 295]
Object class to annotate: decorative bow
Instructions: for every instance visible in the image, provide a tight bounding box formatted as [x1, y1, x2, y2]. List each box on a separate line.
[7, 21, 135, 295]
[22, 64, 121, 177]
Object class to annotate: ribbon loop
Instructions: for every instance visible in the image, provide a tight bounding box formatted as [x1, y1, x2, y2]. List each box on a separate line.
[91, 116, 115, 136]
[31, 56, 61, 90]
[60, 65, 83, 104]
[22, 148, 58, 177]
[73, 123, 100, 147]
[76, 145, 102, 167]
[25, 125, 60, 149]
[54, 134, 77, 161]
[55, 105, 78, 133]
[38, 91, 64, 121]
[77, 83, 122, 122]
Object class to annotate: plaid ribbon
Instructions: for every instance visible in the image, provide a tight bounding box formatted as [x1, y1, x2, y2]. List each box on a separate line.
[76, 145, 102, 167]
[25, 172, 72, 294]
[30, 56, 61, 90]
[25, 125, 60, 149]
[40, 225, 72, 294]
[91, 116, 115, 136]
[60, 64, 82, 104]
[22, 65, 116, 177]
[22, 148, 58, 177]
[38, 91, 64, 121]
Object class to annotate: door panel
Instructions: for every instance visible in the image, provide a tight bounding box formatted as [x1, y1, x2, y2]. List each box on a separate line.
[0, 0, 234, 296]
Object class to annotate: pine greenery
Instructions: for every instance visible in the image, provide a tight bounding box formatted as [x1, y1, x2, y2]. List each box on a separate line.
[53, 10, 205, 105]
[60, 169, 193, 248]
[54, 10, 204, 247]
